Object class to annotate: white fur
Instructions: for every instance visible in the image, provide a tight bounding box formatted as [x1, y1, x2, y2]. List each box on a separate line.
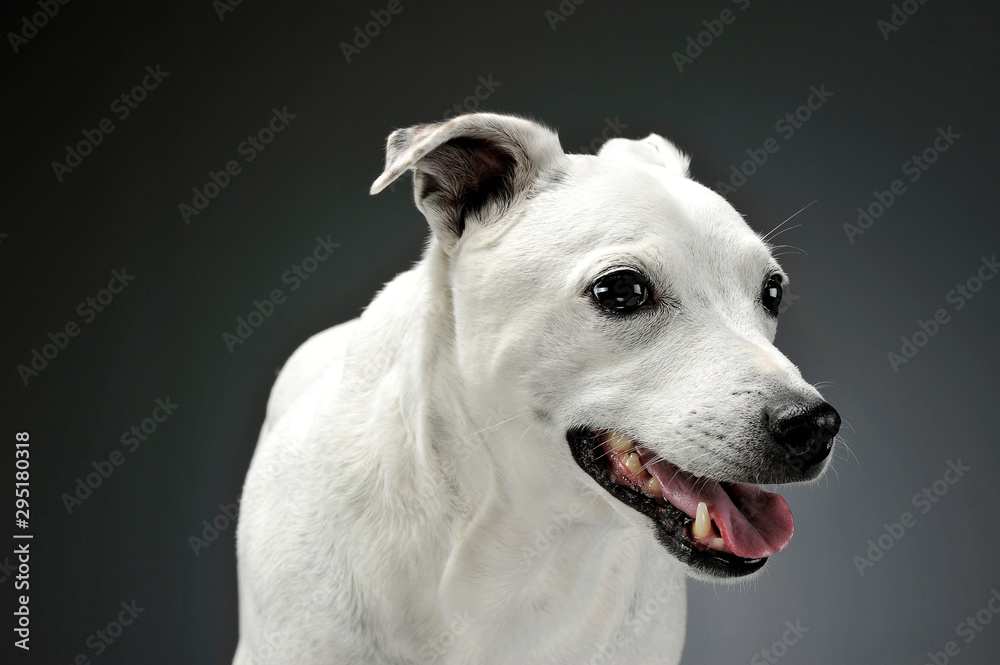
[233, 114, 827, 665]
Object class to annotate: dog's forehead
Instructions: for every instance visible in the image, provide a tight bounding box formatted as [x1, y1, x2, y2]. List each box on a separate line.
[523, 156, 775, 277]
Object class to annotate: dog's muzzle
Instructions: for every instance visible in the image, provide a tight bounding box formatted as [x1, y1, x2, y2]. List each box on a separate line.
[566, 403, 840, 579]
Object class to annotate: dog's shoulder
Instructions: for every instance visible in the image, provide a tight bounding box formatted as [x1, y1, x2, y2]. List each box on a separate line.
[262, 260, 430, 430]
[262, 317, 360, 433]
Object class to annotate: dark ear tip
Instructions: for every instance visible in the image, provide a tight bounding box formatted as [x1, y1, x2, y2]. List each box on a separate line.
[388, 126, 414, 153]
[369, 113, 563, 240]
[374, 123, 447, 194]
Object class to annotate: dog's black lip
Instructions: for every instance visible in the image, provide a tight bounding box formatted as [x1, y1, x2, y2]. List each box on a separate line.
[566, 427, 768, 579]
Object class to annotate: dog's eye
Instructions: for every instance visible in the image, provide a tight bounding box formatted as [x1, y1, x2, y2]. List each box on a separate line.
[761, 276, 783, 316]
[591, 270, 652, 313]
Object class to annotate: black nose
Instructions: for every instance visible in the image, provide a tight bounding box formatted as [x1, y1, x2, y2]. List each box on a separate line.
[766, 401, 841, 472]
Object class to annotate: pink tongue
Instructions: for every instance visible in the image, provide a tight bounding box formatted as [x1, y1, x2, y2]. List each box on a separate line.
[643, 454, 794, 559]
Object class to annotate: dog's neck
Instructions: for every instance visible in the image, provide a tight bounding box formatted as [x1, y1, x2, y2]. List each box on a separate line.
[373, 244, 689, 661]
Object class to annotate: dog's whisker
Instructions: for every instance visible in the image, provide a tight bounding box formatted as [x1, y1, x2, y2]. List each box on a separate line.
[517, 424, 533, 443]
[769, 242, 810, 256]
[588, 524, 626, 551]
[837, 417, 857, 434]
[439, 411, 531, 447]
[761, 199, 817, 244]
[639, 444, 708, 479]
[828, 464, 841, 487]
[764, 224, 803, 244]
[680, 451, 715, 477]
[632, 434, 708, 476]
[637, 457, 660, 475]
[833, 435, 859, 465]
[592, 447, 615, 463]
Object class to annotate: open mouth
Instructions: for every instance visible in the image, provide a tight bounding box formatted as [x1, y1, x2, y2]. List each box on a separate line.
[567, 427, 795, 578]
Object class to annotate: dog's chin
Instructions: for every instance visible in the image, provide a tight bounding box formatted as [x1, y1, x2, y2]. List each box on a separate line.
[566, 427, 799, 580]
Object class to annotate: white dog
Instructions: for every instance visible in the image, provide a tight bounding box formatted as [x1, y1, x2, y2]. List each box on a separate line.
[232, 113, 840, 665]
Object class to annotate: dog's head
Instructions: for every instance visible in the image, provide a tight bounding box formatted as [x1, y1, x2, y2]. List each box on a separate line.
[372, 113, 840, 581]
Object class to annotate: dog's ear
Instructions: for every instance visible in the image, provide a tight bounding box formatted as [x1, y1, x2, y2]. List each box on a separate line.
[597, 134, 690, 178]
[370, 113, 564, 247]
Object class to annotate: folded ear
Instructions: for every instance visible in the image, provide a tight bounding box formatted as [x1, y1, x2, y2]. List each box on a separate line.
[370, 113, 564, 247]
[597, 134, 691, 178]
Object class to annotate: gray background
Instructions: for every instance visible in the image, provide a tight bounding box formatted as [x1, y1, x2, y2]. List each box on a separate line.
[3, 0, 998, 663]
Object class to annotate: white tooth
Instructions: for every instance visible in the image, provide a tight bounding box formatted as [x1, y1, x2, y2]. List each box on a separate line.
[711, 538, 726, 550]
[623, 452, 642, 475]
[608, 431, 634, 453]
[692, 471, 703, 478]
[693, 502, 711, 539]
[646, 475, 661, 496]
